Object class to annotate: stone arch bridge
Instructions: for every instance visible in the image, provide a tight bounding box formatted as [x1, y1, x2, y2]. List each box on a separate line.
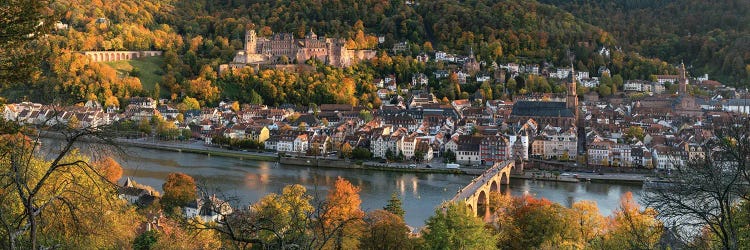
[451, 160, 515, 218]
[82, 51, 162, 62]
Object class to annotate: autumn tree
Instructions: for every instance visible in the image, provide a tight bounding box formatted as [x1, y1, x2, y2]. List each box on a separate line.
[321, 177, 365, 250]
[596, 192, 663, 249]
[360, 210, 413, 250]
[161, 172, 197, 214]
[0, 114, 135, 249]
[178, 96, 201, 112]
[422, 201, 497, 250]
[93, 156, 124, 183]
[623, 126, 646, 142]
[566, 200, 606, 247]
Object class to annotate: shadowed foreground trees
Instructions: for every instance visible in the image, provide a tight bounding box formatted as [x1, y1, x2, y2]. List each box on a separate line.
[644, 118, 750, 249]
[0, 0, 53, 89]
[0, 117, 138, 249]
[422, 201, 498, 250]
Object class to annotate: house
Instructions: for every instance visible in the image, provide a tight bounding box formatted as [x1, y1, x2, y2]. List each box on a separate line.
[264, 135, 279, 151]
[183, 195, 233, 222]
[224, 123, 248, 139]
[310, 135, 331, 155]
[293, 133, 310, 154]
[248, 125, 270, 143]
[129, 97, 157, 109]
[434, 70, 449, 79]
[118, 178, 158, 208]
[392, 41, 409, 53]
[455, 135, 482, 165]
[416, 53, 429, 63]
[401, 135, 417, 159]
[456, 71, 469, 84]
[377, 89, 389, 99]
[411, 73, 428, 87]
[723, 99, 750, 114]
[416, 138, 434, 162]
[480, 135, 510, 165]
[476, 74, 491, 83]
[588, 140, 613, 166]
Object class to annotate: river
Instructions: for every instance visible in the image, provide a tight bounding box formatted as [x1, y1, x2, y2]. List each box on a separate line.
[112, 146, 644, 228]
[44, 139, 643, 228]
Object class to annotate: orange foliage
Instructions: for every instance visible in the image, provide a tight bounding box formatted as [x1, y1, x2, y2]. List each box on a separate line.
[93, 157, 123, 184]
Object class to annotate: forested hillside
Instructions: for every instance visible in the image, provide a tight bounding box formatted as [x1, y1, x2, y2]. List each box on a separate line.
[540, 0, 750, 85]
[7, 0, 712, 106]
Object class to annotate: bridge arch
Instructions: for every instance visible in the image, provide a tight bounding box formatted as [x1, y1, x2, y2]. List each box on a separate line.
[451, 161, 515, 218]
[476, 190, 488, 217]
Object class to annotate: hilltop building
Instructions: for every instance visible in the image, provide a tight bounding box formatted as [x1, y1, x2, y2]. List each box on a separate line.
[224, 29, 376, 71]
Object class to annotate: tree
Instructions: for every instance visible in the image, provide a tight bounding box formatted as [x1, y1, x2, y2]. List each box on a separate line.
[0, 0, 53, 88]
[643, 120, 750, 249]
[322, 177, 365, 250]
[624, 126, 645, 142]
[384, 192, 406, 219]
[422, 201, 498, 250]
[567, 200, 606, 246]
[341, 143, 353, 158]
[444, 150, 457, 163]
[93, 156, 124, 184]
[351, 147, 372, 160]
[360, 210, 412, 250]
[248, 184, 314, 248]
[161, 172, 197, 214]
[413, 150, 425, 162]
[598, 84, 612, 97]
[178, 96, 200, 112]
[133, 230, 159, 250]
[597, 192, 663, 249]
[358, 109, 374, 123]
[0, 115, 133, 249]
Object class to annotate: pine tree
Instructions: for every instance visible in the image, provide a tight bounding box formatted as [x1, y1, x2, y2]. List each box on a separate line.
[384, 192, 405, 219]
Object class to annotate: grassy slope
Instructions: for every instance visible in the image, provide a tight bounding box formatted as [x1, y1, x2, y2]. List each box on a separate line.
[105, 57, 164, 93]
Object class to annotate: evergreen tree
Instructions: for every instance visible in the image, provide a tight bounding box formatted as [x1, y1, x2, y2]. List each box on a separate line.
[384, 192, 405, 219]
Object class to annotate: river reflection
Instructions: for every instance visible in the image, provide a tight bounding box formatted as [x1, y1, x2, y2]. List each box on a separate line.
[43, 139, 642, 228]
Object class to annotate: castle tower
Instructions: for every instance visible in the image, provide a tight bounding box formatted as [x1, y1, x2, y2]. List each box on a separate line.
[678, 61, 688, 95]
[245, 29, 257, 54]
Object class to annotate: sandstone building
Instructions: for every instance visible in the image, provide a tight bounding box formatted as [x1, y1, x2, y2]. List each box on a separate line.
[225, 29, 376, 70]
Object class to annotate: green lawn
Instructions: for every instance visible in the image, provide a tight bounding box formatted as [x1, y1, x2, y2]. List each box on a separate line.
[105, 57, 164, 94]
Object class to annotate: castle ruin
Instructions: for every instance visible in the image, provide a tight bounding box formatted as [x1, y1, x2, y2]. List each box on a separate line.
[224, 29, 376, 71]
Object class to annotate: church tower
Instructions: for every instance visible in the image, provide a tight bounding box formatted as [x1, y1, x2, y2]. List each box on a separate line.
[566, 66, 578, 110]
[245, 29, 257, 54]
[678, 61, 688, 95]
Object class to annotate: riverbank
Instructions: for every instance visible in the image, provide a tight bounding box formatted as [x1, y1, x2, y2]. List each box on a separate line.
[517, 170, 647, 185]
[39, 131, 649, 183]
[113, 138, 469, 175]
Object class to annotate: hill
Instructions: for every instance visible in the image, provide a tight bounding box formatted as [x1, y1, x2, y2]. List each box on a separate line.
[539, 0, 750, 85]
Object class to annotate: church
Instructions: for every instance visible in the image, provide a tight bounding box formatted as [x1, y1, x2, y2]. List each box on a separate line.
[510, 68, 579, 128]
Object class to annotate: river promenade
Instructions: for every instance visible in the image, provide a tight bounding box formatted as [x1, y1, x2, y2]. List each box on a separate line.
[41, 131, 650, 183]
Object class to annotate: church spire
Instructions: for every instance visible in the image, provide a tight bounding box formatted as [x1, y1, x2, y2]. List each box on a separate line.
[678, 61, 688, 95]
